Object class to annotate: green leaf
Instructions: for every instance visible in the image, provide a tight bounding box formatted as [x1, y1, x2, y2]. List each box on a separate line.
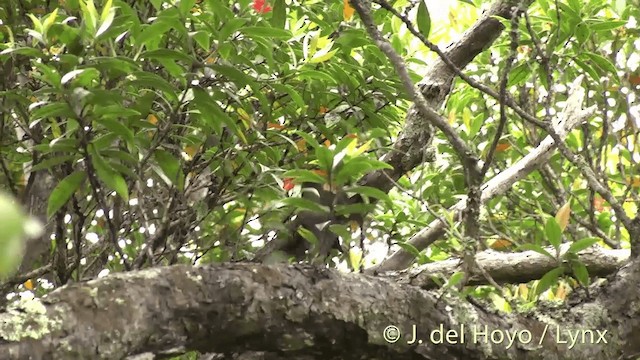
[545, 217, 562, 250]
[397, 241, 421, 257]
[30, 155, 78, 172]
[582, 52, 620, 82]
[272, 84, 305, 108]
[329, 224, 352, 240]
[154, 149, 182, 184]
[296, 70, 337, 84]
[280, 197, 329, 213]
[416, 1, 431, 39]
[31, 102, 75, 120]
[27, 14, 44, 34]
[517, 243, 555, 260]
[241, 27, 292, 39]
[567, 237, 599, 254]
[315, 146, 334, 173]
[141, 49, 194, 63]
[573, 57, 600, 82]
[282, 169, 326, 184]
[178, 0, 197, 14]
[193, 89, 247, 143]
[0, 192, 27, 279]
[90, 145, 129, 201]
[136, 20, 173, 46]
[191, 31, 211, 51]
[345, 186, 392, 205]
[270, 0, 286, 29]
[295, 131, 321, 150]
[80, 0, 99, 35]
[508, 62, 532, 86]
[335, 203, 376, 216]
[535, 267, 564, 296]
[218, 18, 247, 41]
[127, 72, 178, 101]
[98, 118, 135, 146]
[445, 271, 466, 288]
[100, 0, 113, 23]
[588, 20, 627, 31]
[571, 260, 590, 286]
[297, 227, 318, 245]
[47, 171, 87, 217]
[97, 7, 116, 38]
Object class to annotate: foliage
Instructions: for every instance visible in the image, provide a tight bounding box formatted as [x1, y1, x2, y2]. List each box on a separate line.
[0, 0, 638, 316]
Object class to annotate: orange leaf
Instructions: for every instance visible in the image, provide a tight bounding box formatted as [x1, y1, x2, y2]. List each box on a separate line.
[267, 122, 286, 130]
[489, 238, 513, 251]
[555, 201, 571, 231]
[343, 0, 355, 21]
[345, 133, 358, 139]
[147, 114, 158, 125]
[628, 74, 640, 86]
[283, 177, 295, 191]
[495, 141, 511, 152]
[593, 195, 605, 211]
[312, 169, 328, 177]
[319, 106, 329, 114]
[323, 139, 331, 147]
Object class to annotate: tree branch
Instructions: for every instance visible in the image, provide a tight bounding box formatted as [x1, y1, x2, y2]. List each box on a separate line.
[0, 262, 632, 359]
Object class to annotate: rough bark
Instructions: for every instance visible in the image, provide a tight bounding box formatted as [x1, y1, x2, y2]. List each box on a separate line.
[0, 261, 636, 360]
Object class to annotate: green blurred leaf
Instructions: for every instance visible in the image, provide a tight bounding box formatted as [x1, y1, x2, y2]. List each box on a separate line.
[0, 192, 26, 279]
[47, 171, 87, 217]
[535, 267, 564, 296]
[545, 217, 562, 250]
[567, 237, 600, 254]
[571, 260, 590, 286]
[416, 1, 431, 39]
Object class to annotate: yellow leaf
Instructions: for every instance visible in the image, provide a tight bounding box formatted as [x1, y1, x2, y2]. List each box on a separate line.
[448, 110, 456, 124]
[344, 137, 358, 155]
[518, 284, 529, 299]
[626, 176, 640, 188]
[555, 282, 567, 300]
[555, 201, 571, 231]
[24, 279, 35, 290]
[183, 145, 199, 158]
[237, 108, 251, 124]
[348, 248, 362, 271]
[147, 113, 158, 125]
[295, 139, 307, 152]
[343, 0, 355, 21]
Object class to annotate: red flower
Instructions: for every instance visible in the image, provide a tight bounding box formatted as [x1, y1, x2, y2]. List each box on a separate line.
[282, 178, 295, 191]
[253, 0, 272, 13]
